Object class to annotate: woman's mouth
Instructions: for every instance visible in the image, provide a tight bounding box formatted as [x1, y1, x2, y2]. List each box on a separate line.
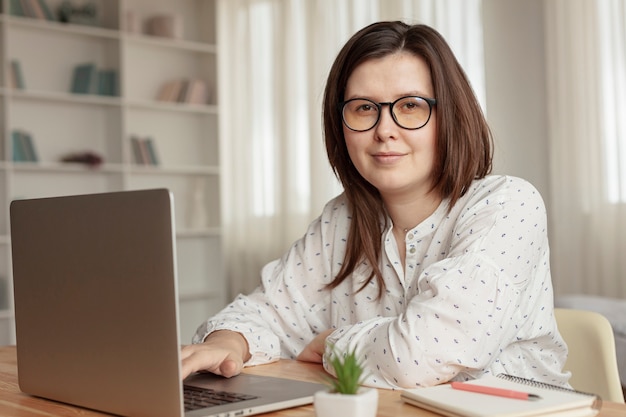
[373, 152, 405, 164]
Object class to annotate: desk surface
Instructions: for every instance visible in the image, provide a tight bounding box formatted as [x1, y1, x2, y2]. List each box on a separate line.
[0, 345, 623, 417]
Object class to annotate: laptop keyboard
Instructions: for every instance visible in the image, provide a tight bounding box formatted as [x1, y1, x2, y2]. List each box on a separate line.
[183, 385, 259, 411]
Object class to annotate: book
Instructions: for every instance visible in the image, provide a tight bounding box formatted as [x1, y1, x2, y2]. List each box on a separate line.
[19, 0, 37, 18]
[36, 0, 55, 21]
[12, 130, 38, 162]
[130, 136, 144, 164]
[156, 79, 185, 103]
[400, 374, 601, 417]
[185, 79, 209, 105]
[156, 80, 176, 101]
[144, 138, 159, 165]
[12, 131, 27, 162]
[21, 131, 39, 162]
[27, 0, 46, 20]
[176, 79, 190, 102]
[10, 0, 25, 17]
[10, 60, 26, 89]
[70, 63, 96, 94]
[97, 69, 117, 96]
[130, 136, 159, 165]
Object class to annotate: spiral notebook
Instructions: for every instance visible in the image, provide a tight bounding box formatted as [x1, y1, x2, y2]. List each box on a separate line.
[400, 374, 601, 417]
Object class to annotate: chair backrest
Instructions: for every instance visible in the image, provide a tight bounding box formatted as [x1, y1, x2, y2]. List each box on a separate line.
[555, 308, 625, 403]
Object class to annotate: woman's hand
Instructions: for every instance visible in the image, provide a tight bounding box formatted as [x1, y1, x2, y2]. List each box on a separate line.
[180, 330, 251, 380]
[296, 329, 334, 363]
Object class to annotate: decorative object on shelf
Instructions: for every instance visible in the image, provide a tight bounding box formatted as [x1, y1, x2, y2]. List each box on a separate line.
[145, 14, 183, 39]
[130, 136, 159, 166]
[60, 151, 103, 167]
[9, 60, 26, 89]
[11, 130, 38, 162]
[314, 347, 378, 417]
[157, 78, 209, 105]
[58, 0, 98, 26]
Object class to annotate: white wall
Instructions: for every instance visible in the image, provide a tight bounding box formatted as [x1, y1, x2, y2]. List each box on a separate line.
[483, 0, 550, 201]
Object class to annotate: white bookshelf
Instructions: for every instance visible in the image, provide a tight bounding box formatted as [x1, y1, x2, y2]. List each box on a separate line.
[0, 0, 226, 344]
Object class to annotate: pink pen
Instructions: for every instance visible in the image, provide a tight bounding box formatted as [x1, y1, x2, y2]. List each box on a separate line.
[450, 381, 542, 401]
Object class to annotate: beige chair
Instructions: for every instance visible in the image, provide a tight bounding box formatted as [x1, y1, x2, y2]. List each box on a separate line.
[555, 308, 625, 403]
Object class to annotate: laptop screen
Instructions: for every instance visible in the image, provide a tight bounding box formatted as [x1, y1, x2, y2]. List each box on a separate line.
[11, 189, 185, 417]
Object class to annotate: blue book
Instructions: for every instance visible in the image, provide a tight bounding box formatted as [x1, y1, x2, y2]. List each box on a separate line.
[71, 63, 96, 94]
[97, 70, 118, 96]
[12, 130, 38, 162]
[12, 131, 26, 162]
[145, 138, 159, 165]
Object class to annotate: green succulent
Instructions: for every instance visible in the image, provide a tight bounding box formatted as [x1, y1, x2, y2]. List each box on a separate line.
[325, 346, 366, 395]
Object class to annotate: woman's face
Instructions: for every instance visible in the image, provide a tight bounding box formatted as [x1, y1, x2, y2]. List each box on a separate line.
[343, 52, 438, 202]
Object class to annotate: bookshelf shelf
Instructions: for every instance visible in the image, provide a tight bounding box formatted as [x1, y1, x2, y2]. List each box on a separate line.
[0, 0, 226, 345]
[11, 161, 125, 173]
[123, 32, 217, 54]
[125, 98, 218, 114]
[129, 164, 219, 175]
[7, 89, 122, 106]
[4, 14, 121, 39]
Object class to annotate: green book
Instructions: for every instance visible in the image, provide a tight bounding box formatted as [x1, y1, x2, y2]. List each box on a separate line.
[130, 136, 144, 164]
[22, 132, 39, 162]
[36, 0, 55, 21]
[11, 60, 26, 89]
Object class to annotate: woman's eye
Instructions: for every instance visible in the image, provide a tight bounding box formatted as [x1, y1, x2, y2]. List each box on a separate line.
[397, 98, 425, 113]
[357, 104, 375, 112]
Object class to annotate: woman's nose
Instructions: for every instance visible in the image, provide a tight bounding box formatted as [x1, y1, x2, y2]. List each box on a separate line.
[374, 105, 398, 141]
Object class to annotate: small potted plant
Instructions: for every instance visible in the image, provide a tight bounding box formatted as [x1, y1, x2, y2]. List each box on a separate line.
[313, 346, 378, 417]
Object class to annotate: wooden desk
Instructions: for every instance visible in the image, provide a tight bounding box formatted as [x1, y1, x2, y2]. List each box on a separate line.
[0, 345, 623, 416]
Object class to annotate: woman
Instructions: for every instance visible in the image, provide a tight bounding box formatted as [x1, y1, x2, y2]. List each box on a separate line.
[181, 21, 570, 389]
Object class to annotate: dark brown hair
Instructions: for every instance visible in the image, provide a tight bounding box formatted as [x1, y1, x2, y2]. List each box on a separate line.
[323, 21, 493, 296]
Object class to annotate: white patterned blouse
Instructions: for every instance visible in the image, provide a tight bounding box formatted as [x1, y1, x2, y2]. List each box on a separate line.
[193, 175, 570, 389]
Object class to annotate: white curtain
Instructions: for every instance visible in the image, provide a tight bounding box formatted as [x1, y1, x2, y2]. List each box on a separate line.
[545, 0, 626, 298]
[216, 0, 485, 297]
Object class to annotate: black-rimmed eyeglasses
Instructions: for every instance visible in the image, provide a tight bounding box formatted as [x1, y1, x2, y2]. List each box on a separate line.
[340, 95, 437, 132]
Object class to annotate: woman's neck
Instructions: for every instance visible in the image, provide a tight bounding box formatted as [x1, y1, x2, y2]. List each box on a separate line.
[385, 191, 442, 234]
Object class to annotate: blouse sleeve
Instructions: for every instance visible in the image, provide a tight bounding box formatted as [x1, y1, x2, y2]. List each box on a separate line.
[192, 195, 350, 366]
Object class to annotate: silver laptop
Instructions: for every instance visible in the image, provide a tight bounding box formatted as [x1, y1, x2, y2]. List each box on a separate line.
[10, 188, 324, 417]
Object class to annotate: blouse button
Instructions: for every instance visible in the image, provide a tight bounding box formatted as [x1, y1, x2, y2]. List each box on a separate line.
[407, 233, 414, 240]
[409, 247, 416, 254]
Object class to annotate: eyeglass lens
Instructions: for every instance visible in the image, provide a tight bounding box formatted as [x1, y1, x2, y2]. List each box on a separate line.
[342, 96, 434, 131]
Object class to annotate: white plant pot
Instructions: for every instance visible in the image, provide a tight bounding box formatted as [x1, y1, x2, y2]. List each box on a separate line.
[314, 387, 378, 417]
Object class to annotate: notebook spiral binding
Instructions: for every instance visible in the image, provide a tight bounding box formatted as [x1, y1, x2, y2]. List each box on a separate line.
[497, 374, 603, 410]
